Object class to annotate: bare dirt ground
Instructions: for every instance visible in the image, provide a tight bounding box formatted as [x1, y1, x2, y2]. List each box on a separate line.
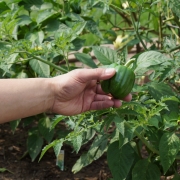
[0, 123, 111, 180]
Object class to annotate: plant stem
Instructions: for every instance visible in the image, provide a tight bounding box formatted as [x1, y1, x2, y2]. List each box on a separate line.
[124, 59, 135, 67]
[129, 8, 148, 51]
[15, 51, 68, 73]
[124, 121, 159, 154]
[159, 44, 180, 53]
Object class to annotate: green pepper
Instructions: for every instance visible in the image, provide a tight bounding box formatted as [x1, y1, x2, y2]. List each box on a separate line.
[101, 62, 135, 99]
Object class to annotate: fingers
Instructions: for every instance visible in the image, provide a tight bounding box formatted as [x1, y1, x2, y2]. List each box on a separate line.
[71, 68, 116, 83]
[122, 93, 132, 102]
[90, 99, 122, 110]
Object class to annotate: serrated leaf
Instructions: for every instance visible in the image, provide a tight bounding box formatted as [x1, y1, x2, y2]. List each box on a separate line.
[39, 139, 61, 161]
[159, 133, 180, 174]
[72, 134, 83, 154]
[65, 118, 76, 130]
[7, 53, 19, 69]
[74, 52, 97, 68]
[135, 51, 170, 75]
[82, 128, 96, 145]
[92, 46, 117, 65]
[29, 59, 50, 77]
[148, 82, 178, 113]
[101, 114, 121, 132]
[115, 119, 136, 148]
[169, 0, 180, 19]
[51, 115, 65, 130]
[53, 140, 63, 157]
[38, 117, 54, 143]
[27, 133, 43, 162]
[107, 141, 138, 180]
[72, 134, 108, 173]
[161, 96, 180, 103]
[132, 159, 161, 180]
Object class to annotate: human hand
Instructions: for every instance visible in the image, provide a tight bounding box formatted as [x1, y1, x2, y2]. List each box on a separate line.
[49, 68, 132, 116]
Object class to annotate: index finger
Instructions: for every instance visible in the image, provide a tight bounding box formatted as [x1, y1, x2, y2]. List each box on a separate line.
[71, 68, 116, 83]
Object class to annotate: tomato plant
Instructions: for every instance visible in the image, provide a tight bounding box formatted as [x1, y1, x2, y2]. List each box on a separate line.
[0, 0, 180, 179]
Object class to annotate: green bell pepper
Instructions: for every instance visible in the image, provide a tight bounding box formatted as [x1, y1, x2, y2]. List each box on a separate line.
[101, 62, 135, 99]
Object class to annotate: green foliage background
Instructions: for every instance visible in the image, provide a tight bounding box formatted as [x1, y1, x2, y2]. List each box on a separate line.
[0, 0, 180, 179]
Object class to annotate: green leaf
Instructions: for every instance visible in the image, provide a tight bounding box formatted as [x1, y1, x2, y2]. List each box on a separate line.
[71, 38, 85, 51]
[53, 140, 63, 158]
[25, 31, 44, 44]
[27, 133, 43, 162]
[159, 133, 180, 174]
[38, 117, 54, 143]
[39, 139, 61, 161]
[29, 59, 50, 77]
[92, 46, 117, 65]
[81, 128, 96, 145]
[72, 134, 83, 154]
[148, 116, 159, 128]
[148, 82, 178, 113]
[135, 51, 170, 75]
[7, 53, 19, 69]
[148, 82, 175, 100]
[107, 141, 138, 180]
[23, 117, 35, 127]
[132, 159, 161, 180]
[146, 127, 163, 150]
[86, 20, 103, 39]
[169, 0, 180, 19]
[116, 121, 136, 148]
[9, 119, 21, 134]
[0, 2, 10, 13]
[17, 15, 32, 26]
[16, 71, 28, 78]
[72, 134, 108, 173]
[72, 21, 87, 36]
[74, 52, 97, 68]
[36, 9, 57, 24]
[0, 168, 14, 174]
[51, 115, 65, 130]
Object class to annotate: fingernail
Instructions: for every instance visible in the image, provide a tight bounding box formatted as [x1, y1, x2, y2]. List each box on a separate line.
[105, 68, 115, 75]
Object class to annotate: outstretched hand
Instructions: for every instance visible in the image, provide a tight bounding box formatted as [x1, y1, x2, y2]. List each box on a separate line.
[50, 68, 132, 116]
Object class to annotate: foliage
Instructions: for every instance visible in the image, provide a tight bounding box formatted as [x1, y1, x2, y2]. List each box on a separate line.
[0, 0, 180, 179]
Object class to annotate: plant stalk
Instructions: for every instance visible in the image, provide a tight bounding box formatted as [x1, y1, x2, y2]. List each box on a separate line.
[15, 51, 68, 73]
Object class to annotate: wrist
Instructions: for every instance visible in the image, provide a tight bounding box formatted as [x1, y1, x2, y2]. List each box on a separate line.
[45, 78, 56, 113]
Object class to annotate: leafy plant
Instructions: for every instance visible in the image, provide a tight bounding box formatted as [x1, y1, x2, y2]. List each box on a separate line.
[0, 0, 180, 179]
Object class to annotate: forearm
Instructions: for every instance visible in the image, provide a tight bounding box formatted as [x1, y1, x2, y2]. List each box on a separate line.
[0, 78, 54, 123]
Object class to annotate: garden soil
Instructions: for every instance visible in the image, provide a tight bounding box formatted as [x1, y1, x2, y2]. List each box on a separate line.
[0, 122, 112, 180]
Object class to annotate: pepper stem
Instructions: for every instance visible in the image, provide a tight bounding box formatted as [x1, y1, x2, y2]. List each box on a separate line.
[124, 59, 135, 67]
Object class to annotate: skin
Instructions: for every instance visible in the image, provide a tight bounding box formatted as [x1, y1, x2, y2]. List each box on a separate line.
[0, 68, 132, 123]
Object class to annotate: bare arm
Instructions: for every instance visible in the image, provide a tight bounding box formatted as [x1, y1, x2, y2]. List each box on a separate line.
[0, 78, 54, 123]
[0, 68, 132, 123]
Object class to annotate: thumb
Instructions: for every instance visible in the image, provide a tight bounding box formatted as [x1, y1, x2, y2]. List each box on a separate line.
[72, 68, 116, 82]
